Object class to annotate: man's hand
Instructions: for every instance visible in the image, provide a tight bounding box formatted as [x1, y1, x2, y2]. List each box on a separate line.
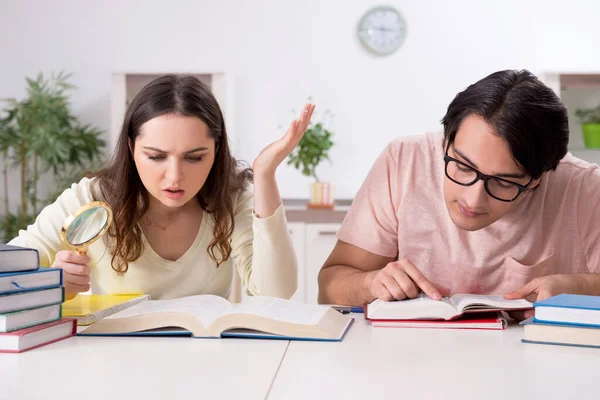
[366, 258, 449, 302]
[503, 274, 590, 320]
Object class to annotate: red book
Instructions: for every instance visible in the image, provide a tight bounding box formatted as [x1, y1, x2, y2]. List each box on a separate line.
[370, 312, 507, 330]
[0, 318, 76, 353]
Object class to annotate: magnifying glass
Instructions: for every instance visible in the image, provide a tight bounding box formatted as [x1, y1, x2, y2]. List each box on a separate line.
[60, 201, 113, 255]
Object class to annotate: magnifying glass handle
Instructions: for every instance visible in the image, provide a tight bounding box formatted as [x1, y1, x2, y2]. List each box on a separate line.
[75, 249, 88, 255]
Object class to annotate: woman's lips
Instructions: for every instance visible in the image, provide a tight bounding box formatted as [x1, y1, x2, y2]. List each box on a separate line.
[163, 189, 184, 200]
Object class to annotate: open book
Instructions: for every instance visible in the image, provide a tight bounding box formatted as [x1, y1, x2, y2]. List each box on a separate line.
[80, 295, 354, 341]
[366, 293, 533, 321]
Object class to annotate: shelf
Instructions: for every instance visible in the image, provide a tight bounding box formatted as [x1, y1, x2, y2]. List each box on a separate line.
[560, 74, 600, 89]
[544, 72, 600, 92]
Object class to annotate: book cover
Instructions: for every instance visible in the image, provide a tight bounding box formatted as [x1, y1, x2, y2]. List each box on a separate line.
[534, 294, 600, 310]
[533, 294, 600, 326]
[0, 318, 76, 353]
[0, 244, 39, 273]
[0, 304, 62, 332]
[0, 268, 62, 295]
[78, 327, 193, 337]
[520, 317, 600, 349]
[370, 312, 507, 330]
[78, 322, 355, 342]
[0, 286, 64, 314]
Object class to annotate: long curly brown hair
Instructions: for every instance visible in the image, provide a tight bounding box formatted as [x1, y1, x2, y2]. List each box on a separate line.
[90, 75, 252, 274]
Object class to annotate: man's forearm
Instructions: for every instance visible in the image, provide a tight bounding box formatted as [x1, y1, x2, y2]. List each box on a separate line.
[580, 273, 600, 296]
[318, 265, 376, 306]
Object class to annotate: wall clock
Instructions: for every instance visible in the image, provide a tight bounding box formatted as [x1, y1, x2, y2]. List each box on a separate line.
[357, 6, 407, 56]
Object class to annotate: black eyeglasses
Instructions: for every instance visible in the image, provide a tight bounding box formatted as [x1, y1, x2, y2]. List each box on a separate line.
[443, 151, 533, 202]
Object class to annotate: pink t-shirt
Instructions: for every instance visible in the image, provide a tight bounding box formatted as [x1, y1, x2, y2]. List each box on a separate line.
[338, 132, 600, 295]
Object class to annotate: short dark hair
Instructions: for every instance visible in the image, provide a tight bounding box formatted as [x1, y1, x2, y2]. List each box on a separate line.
[441, 69, 569, 179]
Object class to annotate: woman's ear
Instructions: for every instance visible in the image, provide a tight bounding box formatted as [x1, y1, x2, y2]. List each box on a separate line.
[128, 138, 134, 155]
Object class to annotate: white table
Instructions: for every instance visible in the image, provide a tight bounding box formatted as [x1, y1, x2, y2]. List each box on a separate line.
[268, 317, 600, 400]
[3, 317, 600, 400]
[0, 335, 288, 400]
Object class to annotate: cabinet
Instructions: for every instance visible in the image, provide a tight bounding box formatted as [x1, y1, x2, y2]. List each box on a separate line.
[235, 221, 341, 304]
[289, 222, 341, 304]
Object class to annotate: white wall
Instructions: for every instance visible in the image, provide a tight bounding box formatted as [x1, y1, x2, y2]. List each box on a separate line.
[2, 0, 600, 208]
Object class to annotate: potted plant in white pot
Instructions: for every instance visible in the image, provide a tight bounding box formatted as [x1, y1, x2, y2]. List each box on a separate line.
[575, 105, 600, 148]
[287, 108, 335, 208]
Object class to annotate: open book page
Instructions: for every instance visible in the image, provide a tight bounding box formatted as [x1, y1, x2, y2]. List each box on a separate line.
[211, 297, 352, 340]
[103, 294, 233, 327]
[367, 293, 458, 320]
[449, 294, 533, 313]
[224, 297, 329, 326]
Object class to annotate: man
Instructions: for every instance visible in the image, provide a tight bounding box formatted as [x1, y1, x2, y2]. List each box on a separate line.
[318, 70, 600, 319]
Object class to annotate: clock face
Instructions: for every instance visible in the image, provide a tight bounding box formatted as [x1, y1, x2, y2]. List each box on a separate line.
[357, 6, 407, 56]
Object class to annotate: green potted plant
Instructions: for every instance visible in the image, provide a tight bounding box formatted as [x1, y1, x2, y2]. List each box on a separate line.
[0, 71, 105, 242]
[575, 105, 600, 148]
[287, 106, 335, 208]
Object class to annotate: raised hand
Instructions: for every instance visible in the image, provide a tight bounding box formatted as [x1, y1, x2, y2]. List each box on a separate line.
[253, 103, 316, 178]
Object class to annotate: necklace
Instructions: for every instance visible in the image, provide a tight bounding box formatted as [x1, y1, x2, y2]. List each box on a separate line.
[142, 214, 176, 231]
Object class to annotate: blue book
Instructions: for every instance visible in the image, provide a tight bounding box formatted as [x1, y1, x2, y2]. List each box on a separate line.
[533, 294, 600, 327]
[0, 244, 39, 273]
[0, 268, 62, 295]
[77, 295, 354, 342]
[0, 304, 62, 333]
[520, 317, 600, 349]
[78, 327, 193, 337]
[0, 286, 64, 314]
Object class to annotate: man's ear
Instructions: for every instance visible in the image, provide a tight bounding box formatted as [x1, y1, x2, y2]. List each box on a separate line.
[529, 175, 543, 190]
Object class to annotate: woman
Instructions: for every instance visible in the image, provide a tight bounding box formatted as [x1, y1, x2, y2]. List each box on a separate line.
[9, 75, 314, 300]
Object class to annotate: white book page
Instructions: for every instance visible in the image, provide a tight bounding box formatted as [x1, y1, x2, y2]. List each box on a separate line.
[370, 293, 457, 319]
[225, 297, 329, 326]
[450, 294, 532, 312]
[376, 293, 455, 308]
[104, 295, 233, 327]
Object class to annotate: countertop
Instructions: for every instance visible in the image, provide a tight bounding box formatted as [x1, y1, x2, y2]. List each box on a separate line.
[282, 199, 351, 223]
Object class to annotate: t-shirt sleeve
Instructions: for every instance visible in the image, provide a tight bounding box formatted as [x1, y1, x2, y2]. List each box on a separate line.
[8, 177, 95, 267]
[337, 141, 400, 257]
[577, 166, 600, 273]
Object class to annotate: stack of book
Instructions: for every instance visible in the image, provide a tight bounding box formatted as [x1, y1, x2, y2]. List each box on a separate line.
[0, 244, 76, 353]
[521, 294, 600, 349]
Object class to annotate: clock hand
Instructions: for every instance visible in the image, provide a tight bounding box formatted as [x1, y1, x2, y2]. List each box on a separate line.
[364, 26, 397, 34]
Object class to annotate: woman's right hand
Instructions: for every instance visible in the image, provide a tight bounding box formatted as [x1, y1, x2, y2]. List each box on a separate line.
[52, 250, 91, 300]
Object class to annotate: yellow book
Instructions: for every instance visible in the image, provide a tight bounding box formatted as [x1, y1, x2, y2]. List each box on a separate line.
[63, 293, 151, 326]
